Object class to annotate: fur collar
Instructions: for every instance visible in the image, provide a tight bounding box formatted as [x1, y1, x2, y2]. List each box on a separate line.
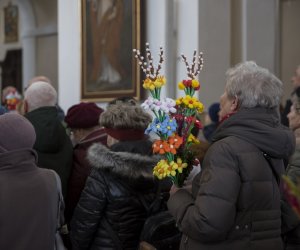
[87, 143, 158, 179]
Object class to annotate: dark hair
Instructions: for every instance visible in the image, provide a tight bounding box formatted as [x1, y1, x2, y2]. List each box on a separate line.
[108, 96, 137, 106]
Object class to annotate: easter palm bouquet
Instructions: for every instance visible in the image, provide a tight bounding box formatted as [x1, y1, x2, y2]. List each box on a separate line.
[133, 43, 205, 187]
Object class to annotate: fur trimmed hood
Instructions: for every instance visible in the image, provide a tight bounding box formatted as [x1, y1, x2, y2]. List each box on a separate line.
[87, 143, 158, 179]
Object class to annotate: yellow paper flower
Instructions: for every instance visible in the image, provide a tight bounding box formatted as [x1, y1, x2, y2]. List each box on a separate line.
[171, 158, 188, 173]
[154, 76, 166, 88]
[188, 134, 200, 144]
[153, 159, 169, 179]
[143, 78, 155, 90]
[176, 97, 184, 105]
[182, 95, 199, 109]
[196, 101, 205, 113]
[178, 81, 185, 90]
[192, 79, 200, 89]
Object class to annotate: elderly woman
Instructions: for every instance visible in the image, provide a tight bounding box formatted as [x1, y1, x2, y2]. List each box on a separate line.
[168, 61, 295, 250]
[281, 90, 300, 250]
[70, 102, 160, 250]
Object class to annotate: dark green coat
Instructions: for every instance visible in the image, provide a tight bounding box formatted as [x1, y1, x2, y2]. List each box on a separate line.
[25, 106, 73, 198]
[168, 108, 295, 250]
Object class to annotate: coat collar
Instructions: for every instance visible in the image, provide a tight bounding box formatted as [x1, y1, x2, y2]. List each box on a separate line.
[87, 143, 159, 180]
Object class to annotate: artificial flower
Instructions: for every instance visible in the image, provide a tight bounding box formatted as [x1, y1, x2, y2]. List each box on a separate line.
[143, 78, 155, 90]
[168, 134, 183, 148]
[154, 76, 166, 88]
[153, 140, 170, 154]
[135, 45, 204, 187]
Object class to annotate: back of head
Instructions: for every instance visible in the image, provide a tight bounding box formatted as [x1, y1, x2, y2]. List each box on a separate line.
[24, 81, 57, 112]
[65, 102, 104, 129]
[225, 61, 283, 109]
[100, 102, 152, 141]
[0, 113, 36, 153]
[28, 75, 51, 86]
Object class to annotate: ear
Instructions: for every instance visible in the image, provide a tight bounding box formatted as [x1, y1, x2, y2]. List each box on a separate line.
[230, 96, 239, 111]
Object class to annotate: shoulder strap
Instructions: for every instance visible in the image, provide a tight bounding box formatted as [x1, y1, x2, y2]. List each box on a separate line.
[262, 152, 280, 186]
[136, 185, 162, 216]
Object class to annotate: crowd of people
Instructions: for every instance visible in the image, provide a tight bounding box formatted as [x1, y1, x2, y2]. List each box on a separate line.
[0, 62, 300, 250]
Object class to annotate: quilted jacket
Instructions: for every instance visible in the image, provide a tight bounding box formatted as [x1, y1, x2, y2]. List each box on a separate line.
[168, 107, 295, 250]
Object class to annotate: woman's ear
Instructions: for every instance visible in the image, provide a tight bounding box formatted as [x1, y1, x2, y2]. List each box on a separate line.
[231, 96, 239, 111]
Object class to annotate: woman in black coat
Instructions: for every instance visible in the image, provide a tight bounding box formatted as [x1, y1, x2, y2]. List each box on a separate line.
[71, 102, 161, 250]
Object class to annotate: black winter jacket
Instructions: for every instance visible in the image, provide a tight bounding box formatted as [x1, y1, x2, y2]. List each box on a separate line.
[71, 140, 160, 250]
[25, 106, 73, 198]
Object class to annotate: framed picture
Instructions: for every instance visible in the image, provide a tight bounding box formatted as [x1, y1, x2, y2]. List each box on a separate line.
[81, 0, 141, 101]
[4, 4, 18, 43]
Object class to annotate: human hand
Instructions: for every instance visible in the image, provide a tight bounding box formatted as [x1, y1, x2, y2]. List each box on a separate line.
[169, 184, 181, 196]
[170, 182, 194, 196]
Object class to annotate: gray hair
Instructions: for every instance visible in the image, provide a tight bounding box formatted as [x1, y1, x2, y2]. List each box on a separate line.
[24, 81, 57, 112]
[225, 61, 283, 109]
[100, 102, 152, 130]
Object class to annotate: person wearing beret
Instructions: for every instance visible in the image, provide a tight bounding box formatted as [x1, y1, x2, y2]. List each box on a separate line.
[70, 102, 162, 250]
[64, 102, 107, 224]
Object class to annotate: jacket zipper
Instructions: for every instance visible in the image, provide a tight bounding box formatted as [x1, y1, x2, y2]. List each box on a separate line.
[184, 235, 188, 250]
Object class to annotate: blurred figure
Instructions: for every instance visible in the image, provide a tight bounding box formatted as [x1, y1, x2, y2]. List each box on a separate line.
[203, 102, 220, 142]
[281, 90, 300, 250]
[168, 61, 295, 250]
[2, 86, 22, 113]
[64, 102, 107, 223]
[24, 81, 73, 198]
[71, 102, 161, 250]
[281, 65, 300, 127]
[0, 113, 59, 250]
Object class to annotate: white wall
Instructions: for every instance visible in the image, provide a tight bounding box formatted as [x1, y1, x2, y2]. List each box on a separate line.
[241, 0, 278, 74]
[58, 0, 81, 111]
[281, 0, 300, 101]
[197, 0, 231, 108]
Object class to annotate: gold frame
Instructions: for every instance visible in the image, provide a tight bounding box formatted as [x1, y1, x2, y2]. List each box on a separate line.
[81, 0, 141, 102]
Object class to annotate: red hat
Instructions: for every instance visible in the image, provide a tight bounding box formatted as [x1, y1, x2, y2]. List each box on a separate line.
[65, 102, 104, 128]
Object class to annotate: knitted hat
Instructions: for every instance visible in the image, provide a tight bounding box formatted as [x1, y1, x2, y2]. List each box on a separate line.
[208, 102, 220, 123]
[0, 113, 36, 153]
[65, 102, 104, 129]
[100, 102, 152, 141]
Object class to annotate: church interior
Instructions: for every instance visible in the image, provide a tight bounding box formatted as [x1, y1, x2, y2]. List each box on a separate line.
[0, 0, 299, 112]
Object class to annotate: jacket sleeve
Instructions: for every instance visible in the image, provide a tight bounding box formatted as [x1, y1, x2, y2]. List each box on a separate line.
[168, 141, 241, 242]
[70, 169, 107, 250]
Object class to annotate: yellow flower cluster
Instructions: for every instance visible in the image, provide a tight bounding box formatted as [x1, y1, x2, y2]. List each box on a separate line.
[143, 76, 166, 90]
[188, 134, 200, 144]
[153, 158, 188, 179]
[178, 79, 200, 90]
[176, 95, 204, 112]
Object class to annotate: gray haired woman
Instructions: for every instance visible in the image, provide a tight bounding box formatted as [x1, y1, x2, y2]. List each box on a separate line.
[168, 61, 295, 250]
